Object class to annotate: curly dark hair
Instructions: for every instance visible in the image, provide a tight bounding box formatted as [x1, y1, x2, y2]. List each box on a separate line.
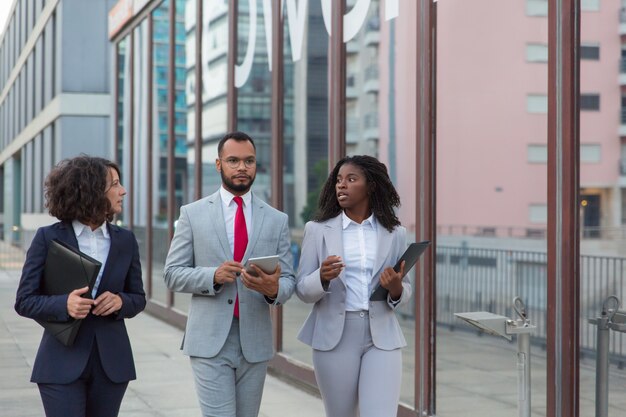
[44, 155, 121, 225]
[314, 155, 401, 232]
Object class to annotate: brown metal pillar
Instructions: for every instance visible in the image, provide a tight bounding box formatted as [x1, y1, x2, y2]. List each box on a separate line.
[194, 0, 203, 200]
[547, 0, 580, 416]
[227, 0, 238, 132]
[328, 0, 346, 169]
[167, 0, 176, 308]
[413, 0, 437, 416]
[270, 0, 285, 352]
[146, 15, 154, 299]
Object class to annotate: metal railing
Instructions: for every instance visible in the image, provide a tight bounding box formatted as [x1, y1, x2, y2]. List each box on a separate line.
[396, 246, 626, 366]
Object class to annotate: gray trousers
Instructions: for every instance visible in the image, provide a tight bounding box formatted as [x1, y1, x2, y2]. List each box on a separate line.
[312, 311, 402, 417]
[190, 319, 268, 417]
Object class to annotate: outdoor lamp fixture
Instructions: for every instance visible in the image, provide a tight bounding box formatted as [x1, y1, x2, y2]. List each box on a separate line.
[455, 297, 536, 417]
[588, 295, 626, 417]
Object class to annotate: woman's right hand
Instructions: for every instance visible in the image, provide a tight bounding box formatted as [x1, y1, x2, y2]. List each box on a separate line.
[320, 256, 344, 283]
[67, 286, 95, 319]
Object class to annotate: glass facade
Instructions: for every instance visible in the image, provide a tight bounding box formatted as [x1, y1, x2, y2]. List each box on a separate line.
[107, 0, 618, 415]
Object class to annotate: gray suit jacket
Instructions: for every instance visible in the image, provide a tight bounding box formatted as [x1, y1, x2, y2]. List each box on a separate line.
[296, 214, 410, 351]
[164, 190, 295, 363]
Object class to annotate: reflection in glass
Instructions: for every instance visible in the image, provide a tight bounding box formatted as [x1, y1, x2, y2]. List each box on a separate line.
[116, 36, 129, 226]
[200, 0, 229, 196]
[281, 0, 330, 368]
[132, 21, 150, 299]
[151, 0, 171, 305]
[436, 1, 548, 415]
[579, 2, 626, 415]
[236, 0, 272, 202]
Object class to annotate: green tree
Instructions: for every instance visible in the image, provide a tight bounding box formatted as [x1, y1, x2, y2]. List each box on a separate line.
[300, 159, 328, 224]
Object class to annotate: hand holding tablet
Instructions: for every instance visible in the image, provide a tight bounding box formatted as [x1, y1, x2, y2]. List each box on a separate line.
[245, 255, 280, 275]
[370, 240, 431, 301]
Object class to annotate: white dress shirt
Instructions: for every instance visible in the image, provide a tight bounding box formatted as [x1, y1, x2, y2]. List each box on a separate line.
[72, 220, 111, 298]
[341, 211, 377, 311]
[219, 186, 253, 256]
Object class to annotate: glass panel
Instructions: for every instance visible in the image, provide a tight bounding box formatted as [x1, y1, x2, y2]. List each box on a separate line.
[131, 20, 150, 302]
[151, 0, 171, 305]
[117, 36, 130, 226]
[281, 0, 330, 366]
[343, 0, 422, 407]
[236, 0, 271, 200]
[580, 2, 626, 416]
[201, 0, 230, 196]
[172, 0, 195, 313]
[436, 1, 548, 415]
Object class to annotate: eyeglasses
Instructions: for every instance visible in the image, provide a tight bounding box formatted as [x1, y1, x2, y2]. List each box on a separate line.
[221, 157, 257, 169]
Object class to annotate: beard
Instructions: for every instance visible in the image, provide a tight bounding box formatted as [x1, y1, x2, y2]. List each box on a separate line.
[221, 170, 256, 193]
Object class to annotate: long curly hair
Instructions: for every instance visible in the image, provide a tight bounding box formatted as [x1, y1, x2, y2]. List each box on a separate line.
[313, 155, 401, 232]
[44, 156, 121, 225]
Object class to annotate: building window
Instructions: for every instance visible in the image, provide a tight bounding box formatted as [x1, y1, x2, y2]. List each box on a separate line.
[581, 44, 600, 60]
[527, 94, 548, 113]
[526, 43, 548, 63]
[581, 144, 601, 163]
[581, 0, 600, 12]
[526, 0, 548, 16]
[580, 93, 600, 111]
[527, 144, 548, 163]
[529, 204, 548, 223]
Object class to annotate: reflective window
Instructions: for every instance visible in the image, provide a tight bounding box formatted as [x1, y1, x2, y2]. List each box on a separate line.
[151, 0, 171, 305]
[281, 0, 330, 367]
[132, 20, 150, 300]
[436, 1, 548, 415]
[201, 0, 229, 197]
[580, 3, 626, 414]
[116, 36, 130, 225]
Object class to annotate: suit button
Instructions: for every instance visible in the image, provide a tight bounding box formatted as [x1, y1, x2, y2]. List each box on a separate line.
[228, 299, 233, 304]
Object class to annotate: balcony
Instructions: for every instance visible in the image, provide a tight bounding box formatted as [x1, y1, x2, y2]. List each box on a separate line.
[620, 107, 626, 136]
[619, 58, 626, 85]
[363, 65, 379, 93]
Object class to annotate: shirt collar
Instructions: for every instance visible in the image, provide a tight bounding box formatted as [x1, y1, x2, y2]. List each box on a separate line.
[220, 186, 252, 207]
[341, 211, 377, 231]
[72, 220, 109, 238]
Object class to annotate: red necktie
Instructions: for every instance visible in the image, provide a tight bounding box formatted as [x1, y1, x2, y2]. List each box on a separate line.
[233, 196, 248, 318]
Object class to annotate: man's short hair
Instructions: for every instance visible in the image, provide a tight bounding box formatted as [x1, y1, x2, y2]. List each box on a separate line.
[217, 131, 256, 156]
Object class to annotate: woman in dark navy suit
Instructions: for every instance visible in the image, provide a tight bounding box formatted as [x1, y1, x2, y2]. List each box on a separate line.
[15, 155, 146, 417]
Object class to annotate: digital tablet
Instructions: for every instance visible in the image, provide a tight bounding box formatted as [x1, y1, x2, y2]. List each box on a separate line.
[370, 240, 431, 301]
[245, 255, 280, 274]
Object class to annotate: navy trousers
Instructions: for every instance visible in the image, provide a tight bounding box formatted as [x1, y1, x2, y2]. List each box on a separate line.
[37, 343, 129, 417]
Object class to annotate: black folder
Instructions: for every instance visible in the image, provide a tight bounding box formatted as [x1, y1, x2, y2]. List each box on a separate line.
[370, 240, 431, 301]
[35, 239, 102, 346]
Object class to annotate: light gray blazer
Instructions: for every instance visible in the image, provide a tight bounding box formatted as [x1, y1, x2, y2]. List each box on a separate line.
[296, 214, 410, 351]
[164, 190, 295, 363]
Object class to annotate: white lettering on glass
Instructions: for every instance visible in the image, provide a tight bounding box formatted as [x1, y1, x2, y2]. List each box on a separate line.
[321, 0, 371, 42]
[235, 0, 257, 87]
[234, 0, 398, 87]
[385, 0, 399, 20]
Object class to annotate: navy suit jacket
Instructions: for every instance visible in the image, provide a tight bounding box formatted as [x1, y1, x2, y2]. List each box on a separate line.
[15, 221, 146, 384]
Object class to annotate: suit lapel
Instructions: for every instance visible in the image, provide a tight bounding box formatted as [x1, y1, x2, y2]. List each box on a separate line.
[97, 223, 121, 295]
[372, 225, 394, 278]
[208, 192, 233, 259]
[242, 193, 265, 263]
[322, 215, 345, 284]
[57, 221, 80, 248]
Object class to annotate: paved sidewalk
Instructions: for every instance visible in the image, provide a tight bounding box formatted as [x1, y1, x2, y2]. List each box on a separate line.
[0, 268, 325, 417]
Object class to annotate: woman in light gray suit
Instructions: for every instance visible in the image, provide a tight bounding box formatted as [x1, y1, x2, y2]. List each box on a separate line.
[296, 155, 410, 417]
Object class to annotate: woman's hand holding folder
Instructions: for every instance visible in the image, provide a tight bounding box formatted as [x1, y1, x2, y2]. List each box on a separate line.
[66, 286, 94, 319]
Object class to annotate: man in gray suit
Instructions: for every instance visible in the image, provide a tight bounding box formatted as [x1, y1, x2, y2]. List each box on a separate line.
[164, 131, 296, 417]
